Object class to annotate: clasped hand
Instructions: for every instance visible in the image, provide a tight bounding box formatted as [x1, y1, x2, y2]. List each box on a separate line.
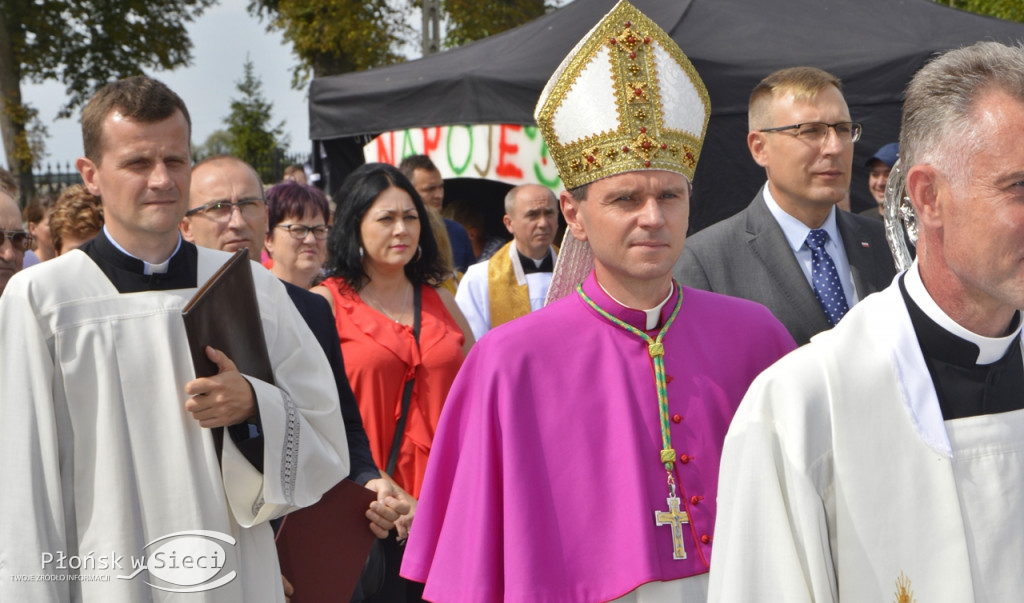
[184, 346, 256, 428]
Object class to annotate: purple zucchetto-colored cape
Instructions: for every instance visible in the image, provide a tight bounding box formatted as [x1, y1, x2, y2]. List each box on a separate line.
[402, 272, 794, 601]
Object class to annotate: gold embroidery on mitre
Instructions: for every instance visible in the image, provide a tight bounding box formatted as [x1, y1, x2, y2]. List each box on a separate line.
[627, 81, 650, 104]
[893, 572, 916, 603]
[534, 0, 710, 190]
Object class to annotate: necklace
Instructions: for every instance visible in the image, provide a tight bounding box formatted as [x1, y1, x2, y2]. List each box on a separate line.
[577, 282, 689, 561]
[363, 282, 412, 323]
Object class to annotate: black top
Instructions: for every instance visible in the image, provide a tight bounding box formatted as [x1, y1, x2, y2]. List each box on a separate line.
[900, 276, 1024, 420]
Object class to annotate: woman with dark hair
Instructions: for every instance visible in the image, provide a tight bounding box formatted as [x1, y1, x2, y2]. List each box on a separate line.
[313, 163, 472, 601]
[264, 180, 330, 288]
[22, 194, 57, 266]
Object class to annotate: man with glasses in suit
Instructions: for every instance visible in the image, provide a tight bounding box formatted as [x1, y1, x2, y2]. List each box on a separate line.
[675, 66, 896, 345]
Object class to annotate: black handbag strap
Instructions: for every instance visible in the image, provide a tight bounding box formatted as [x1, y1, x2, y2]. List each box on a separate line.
[386, 285, 421, 476]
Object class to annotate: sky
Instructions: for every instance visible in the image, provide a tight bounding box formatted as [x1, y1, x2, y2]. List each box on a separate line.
[20, 0, 315, 169]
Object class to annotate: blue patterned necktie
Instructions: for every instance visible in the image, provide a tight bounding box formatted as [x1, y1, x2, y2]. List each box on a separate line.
[805, 229, 849, 326]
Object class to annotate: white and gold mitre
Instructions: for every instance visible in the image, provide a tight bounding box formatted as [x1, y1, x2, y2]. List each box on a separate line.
[534, 0, 710, 190]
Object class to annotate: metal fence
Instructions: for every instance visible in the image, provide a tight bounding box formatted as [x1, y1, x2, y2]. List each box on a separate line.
[32, 162, 83, 198]
[26, 152, 311, 201]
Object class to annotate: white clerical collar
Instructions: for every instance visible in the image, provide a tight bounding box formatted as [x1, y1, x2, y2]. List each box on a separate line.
[905, 260, 1022, 364]
[102, 226, 182, 275]
[763, 182, 840, 253]
[598, 281, 673, 330]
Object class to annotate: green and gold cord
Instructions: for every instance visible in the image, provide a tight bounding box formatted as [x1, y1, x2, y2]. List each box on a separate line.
[577, 283, 683, 472]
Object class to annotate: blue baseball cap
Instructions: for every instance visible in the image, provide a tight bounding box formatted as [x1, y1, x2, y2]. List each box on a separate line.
[866, 142, 899, 168]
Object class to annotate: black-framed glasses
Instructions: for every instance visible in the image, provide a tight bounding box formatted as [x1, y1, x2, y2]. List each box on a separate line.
[185, 198, 265, 221]
[0, 230, 32, 251]
[759, 121, 863, 144]
[276, 224, 329, 240]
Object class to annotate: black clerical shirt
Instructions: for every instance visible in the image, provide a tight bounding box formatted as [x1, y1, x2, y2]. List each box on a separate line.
[900, 275, 1024, 420]
[517, 249, 554, 274]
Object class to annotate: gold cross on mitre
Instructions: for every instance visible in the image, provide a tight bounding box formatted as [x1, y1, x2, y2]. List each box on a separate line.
[654, 496, 689, 560]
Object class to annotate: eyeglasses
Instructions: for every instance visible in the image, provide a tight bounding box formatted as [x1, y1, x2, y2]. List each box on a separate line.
[0, 230, 32, 251]
[185, 199, 265, 221]
[759, 121, 863, 144]
[276, 224, 329, 240]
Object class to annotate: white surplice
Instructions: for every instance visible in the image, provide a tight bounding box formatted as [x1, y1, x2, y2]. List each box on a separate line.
[454, 243, 555, 340]
[709, 272, 1024, 603]
[0, 247, 349, 602]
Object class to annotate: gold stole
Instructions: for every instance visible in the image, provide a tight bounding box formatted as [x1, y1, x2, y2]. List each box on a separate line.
[488, 241, 533, 329]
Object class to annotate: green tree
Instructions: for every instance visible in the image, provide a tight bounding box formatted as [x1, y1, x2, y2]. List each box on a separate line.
[194, 129, 233, 159]
[0, 0, 215, 205]
[248, 0, 410, 89]
[224, 57, 288, 183]
[249, 0, 556, 86]
[946, 0, 1024, 22]
[442, 0, 548, 48]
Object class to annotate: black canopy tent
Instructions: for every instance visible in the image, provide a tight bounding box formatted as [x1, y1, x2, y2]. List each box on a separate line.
[309, 0, 1024, 231]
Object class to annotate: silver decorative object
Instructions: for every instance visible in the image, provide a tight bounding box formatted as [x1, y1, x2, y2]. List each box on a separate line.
[883, 159, 918, 272]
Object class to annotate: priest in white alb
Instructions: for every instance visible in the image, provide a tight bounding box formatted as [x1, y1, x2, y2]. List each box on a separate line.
[454, 183, 559, 339]
[400, 3, 795, 601]
[709, 41, 1024, 603]
[0, 76, 348, 602]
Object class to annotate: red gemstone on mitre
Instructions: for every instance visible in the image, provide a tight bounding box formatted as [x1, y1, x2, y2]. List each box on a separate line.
[642, 141, 651, 149]
[609, 38, 617, 44]
[629, 52, 636, 59]
[661, 143, 667, 149]
[644, 161, 651, 167]
[628, 36, 635, 44]
[644, 36, 651, 44]
[587, 155, 595, 163]
[640, 126, 647, 133]
[622, 146, 630, 152]
[634, 88, 642, 96]
[625, 21, 631, 27]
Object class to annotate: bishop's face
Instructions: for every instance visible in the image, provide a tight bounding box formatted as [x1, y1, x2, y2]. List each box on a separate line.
[562, 170, 689, 302]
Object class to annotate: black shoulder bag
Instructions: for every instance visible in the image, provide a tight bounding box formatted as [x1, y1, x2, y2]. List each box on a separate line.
[356, 285, 423, 603]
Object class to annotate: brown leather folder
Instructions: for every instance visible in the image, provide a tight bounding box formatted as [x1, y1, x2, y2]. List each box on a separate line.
[182, 248, 274, 384]
[275, 479, 379, 603]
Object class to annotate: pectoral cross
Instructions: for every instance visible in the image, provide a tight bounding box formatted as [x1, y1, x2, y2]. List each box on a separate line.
[655, 496, 688, 560]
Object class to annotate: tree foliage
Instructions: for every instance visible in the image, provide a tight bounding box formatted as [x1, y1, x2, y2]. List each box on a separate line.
[0, 0, 214, 202]
[947, 0, 1024, 22]
[195, 129, 233, 159]
[442, 0, 548, 48]
[249, 0, 558, 86]
[248, 0, 411, 89]
[224, 57, 288, 183]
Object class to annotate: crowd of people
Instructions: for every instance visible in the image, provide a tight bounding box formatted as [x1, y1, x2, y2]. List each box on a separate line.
[1, 1, 1022, 601]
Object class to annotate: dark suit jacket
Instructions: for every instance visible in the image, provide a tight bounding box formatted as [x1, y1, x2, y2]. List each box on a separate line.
[674, 190, 897, 346]
[284, 281, 379, 485]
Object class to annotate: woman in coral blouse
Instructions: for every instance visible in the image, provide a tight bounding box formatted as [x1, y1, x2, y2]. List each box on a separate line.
[313, 163, 473, 533]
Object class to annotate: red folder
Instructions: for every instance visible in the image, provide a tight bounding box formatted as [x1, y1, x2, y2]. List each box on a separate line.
[275, 479, 378, 602]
